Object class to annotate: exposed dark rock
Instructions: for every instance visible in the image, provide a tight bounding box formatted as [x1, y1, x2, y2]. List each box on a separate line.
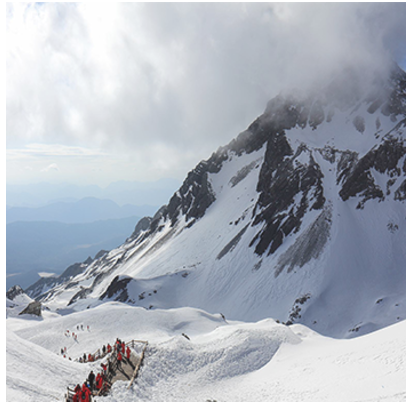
[165, 160, 217, 227]
[339, 136, 406, 207]
[94, 250, 109, 260]
[19, 300, 42, 317]
[230, 160, 260, 188]
[145, 205, 166, 234]
[353, 115, 365, 133]
[99, 275, 132, 302]
[275, 208, 332, 277]
[60, 261, 91, 280]
[317, 146, 337, 164]
[217, 224, 250, 260]
[128, 216, 152, 241]
[380, 65, 406, 118]
[336, 150, 359, 185]
[251, 134, 325, 256]
[286, 294, 311, 325]
[375, 117, 381, 130]
[6, 285, 25, 301]
[367, 99, 383, 114]
[394, 180, 406, 201]
[387, 222, 399, 233]
[67, 287, 93, 306]
[26, 260, 90, 300]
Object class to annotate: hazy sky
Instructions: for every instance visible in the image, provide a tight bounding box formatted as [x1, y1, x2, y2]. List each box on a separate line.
[6, 2, 406, 187]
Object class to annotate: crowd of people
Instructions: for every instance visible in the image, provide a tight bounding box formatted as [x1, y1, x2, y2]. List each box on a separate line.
[77, 338, 131, 364]
[68, 338, 133, 402]
[61, 325, 91, 360]
[70, 370, 109, 402]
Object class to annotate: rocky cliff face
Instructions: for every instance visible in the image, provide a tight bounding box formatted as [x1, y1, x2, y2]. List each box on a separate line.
[134, 65, 405, 256]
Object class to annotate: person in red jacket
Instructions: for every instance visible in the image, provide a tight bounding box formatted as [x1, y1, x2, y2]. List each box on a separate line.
[116, 350, 122, 368]
[126, 346, 131, 360]
[71, 384, 81, 401]
[121, 341, 125, 354]
[79, 382, 91, 402]
[95, 373, 102, 391]
[107, 343, 112, 353]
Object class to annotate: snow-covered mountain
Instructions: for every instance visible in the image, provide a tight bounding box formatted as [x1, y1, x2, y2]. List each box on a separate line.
[6, 285, 32, 309]
[27, 64, 406, 340]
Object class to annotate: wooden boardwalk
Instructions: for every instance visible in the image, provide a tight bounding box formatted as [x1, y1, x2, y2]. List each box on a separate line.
[110, 352, 140, 384]
[66, 340, 147, 401]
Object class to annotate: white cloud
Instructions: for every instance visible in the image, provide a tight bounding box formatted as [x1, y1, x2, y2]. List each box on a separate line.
[40, 163, 59, 173]
[6, 3, 406, 185]
[8, 144, 108, 158]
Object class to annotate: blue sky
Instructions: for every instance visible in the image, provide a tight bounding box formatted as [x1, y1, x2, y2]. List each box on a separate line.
[6, 2, 406, 187]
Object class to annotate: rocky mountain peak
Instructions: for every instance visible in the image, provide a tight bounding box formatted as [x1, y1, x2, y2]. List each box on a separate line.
[6, 285, 25, 301]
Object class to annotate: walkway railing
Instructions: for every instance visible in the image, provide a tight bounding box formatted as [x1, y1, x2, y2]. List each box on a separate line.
[66, 339, 148, 401]
[127, 341, 148, 389]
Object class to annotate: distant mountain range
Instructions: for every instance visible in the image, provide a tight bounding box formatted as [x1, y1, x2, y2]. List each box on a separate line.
[6, 178, 181, 208]
[7, 197, 157, 224]
[6, 216, 141, 290]
[6, 193, 166, 290]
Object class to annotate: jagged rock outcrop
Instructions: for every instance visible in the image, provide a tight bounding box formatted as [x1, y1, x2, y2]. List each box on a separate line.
[165, 160, 219, 227]
[339, 132, 406, 208]
[19, 301, 42, 317]
[99, 275, 132, 302]
[6, 285, 25, 301]
[129, 217, 152, 241]
[26, 256, 95, 300]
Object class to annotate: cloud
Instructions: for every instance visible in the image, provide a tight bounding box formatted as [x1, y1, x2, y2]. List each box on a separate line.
[6, 3, 406, 184]
[40, 163, 59, 173]
[8, 144, 108, 158]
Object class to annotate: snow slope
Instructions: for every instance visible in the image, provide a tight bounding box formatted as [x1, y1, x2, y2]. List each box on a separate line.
[6, 303, 405, 402]
[6, 329, 90, 402]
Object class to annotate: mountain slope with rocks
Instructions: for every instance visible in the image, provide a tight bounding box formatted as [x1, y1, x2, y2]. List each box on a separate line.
[27, 65, 406, 339]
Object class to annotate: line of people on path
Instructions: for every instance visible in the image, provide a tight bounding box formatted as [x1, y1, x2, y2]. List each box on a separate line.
[77, 338, 131, 364]
[61, 325, 91, 361]
[68, 338, 133, 401]
[71, 368, 109, 402]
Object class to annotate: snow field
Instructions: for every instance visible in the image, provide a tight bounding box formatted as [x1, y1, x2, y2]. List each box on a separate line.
[7, 302, 405, 402]
[6, 330, 90, 402]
